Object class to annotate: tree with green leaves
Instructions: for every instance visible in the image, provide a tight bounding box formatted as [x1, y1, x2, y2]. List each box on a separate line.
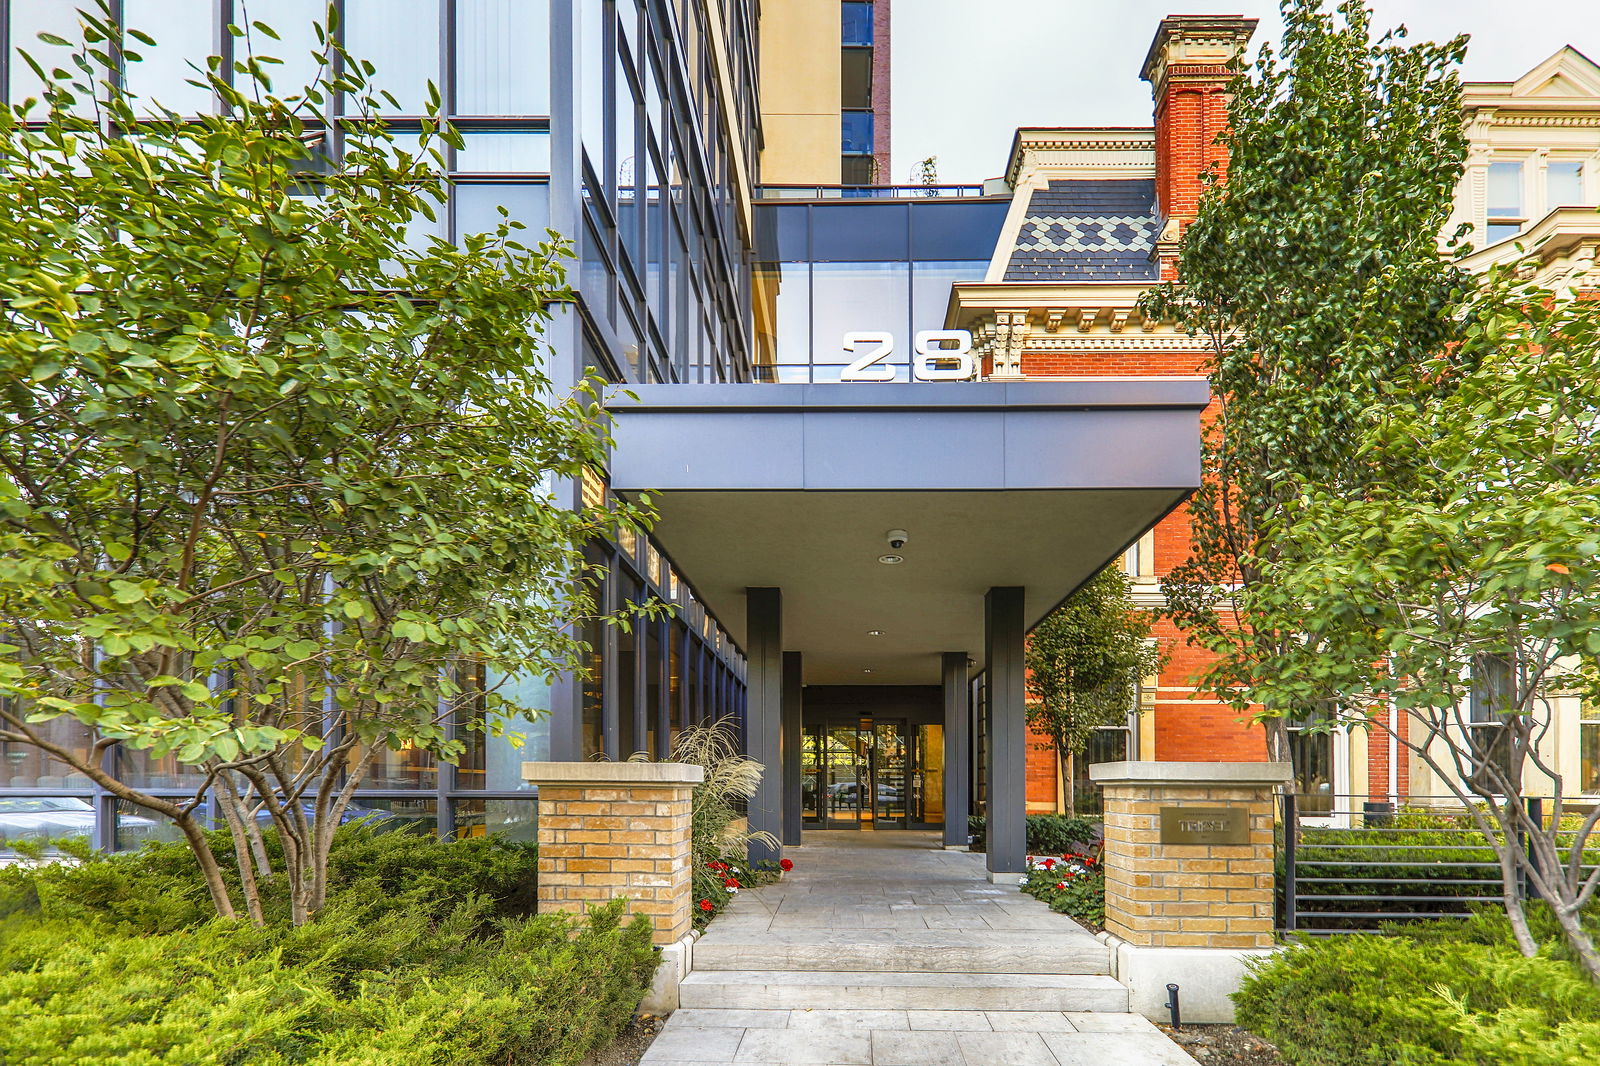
[0, 5, 649, 924]
[1257, 274, 1600, 978]
[1141, 0, 1473, 763]
[1026, 567, 1161, 818]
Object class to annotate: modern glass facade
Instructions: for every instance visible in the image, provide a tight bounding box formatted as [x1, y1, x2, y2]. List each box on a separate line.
[0, 0, 753, 853]
[752, 196, 1008, 382]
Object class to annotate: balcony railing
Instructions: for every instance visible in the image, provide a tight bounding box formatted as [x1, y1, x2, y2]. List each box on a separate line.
[757, 183, 991, 201]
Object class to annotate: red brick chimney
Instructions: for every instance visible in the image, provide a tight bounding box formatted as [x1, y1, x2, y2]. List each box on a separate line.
[1141, 15, 1257, 279]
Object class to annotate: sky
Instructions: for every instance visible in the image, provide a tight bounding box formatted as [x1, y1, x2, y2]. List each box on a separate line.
[890, 0, 1600, 185]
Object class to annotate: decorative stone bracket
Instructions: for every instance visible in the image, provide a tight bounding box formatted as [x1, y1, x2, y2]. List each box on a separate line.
[522, 761, 704, 946]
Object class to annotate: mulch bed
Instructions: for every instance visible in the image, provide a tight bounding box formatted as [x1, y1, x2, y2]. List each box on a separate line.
[1163, 1024, 1285, 1065]
[579, 1014, 665, 1066]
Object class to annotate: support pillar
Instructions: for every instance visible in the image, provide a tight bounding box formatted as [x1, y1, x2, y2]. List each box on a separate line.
[781, 651, 803, 846]
[941, 652, 971, 849]
[522, 761, 703, 946]
[985, 586, 1026, 877]
[745, 587, 783, 864]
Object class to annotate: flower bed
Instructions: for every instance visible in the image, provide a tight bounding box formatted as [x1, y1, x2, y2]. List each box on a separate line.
[693, 855, 791, 928]
[1019, 850, 1106, 929]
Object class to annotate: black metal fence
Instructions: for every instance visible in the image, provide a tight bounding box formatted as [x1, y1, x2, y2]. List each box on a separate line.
[1279, 794, 1600, 934]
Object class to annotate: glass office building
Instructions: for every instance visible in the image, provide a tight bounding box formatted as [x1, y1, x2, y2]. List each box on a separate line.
[0, 0, 756, 852]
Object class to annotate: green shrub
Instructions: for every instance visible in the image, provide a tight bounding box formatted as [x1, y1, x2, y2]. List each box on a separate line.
[1235, 924, 1600, 1066]
[967, 814, 1099, 854]
[0, 832, 650, 1066]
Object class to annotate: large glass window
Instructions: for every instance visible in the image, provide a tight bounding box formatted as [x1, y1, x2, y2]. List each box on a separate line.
[454, 0, 549, 115]
[1469, 653, 1517, 791]
[1287, 718, 1334, 816]
[841, 48, 872, 110]
[240, 0, 327, 100]
[1582, 701, 1600, 795]
[1486, 161, 1524, 243]
[458, 667, 551, 791]
[0, 711, 92, 788]
[0, 796, 97, 853]
[345, 0, 440, 115]
[1548, 161, 1584, 208]
[122, 0, 214, 115]
[841, 2, 874, 46]
[841, 110, 874, 155]
[7, 1, 101, 112]
[453, 798, 537, 842]
[453, 183, 550, 241]
[455, 132, 552, 173]
[810, 261, 910, 380]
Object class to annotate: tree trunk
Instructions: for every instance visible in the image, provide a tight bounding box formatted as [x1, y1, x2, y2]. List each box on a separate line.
[216, 785, 265, 926]
[1264, 717, 1292, 764]
[174, 813, 238, 921]
[1060, 748, 1076, 820]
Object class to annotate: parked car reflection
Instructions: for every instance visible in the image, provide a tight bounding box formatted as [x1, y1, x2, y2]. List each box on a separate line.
[0, 797, 158, 847]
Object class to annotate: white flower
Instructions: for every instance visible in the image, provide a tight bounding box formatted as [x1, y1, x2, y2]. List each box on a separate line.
[1017, 877, 1028, 887]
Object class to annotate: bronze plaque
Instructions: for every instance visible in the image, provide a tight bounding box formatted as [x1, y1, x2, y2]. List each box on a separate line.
[1159, 806, 1250, 845]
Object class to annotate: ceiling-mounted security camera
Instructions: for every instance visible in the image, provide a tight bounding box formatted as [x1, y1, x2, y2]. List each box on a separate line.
[885, 529, 909, 551]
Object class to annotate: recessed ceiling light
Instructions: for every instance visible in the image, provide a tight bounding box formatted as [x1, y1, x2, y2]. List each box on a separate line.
[878, 554, 903, 565]
[862, 668, 873, 673]
[867, 629, 884, 636]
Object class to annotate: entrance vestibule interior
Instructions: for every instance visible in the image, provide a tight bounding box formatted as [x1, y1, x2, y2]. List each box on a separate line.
[800, 687, 946, 831]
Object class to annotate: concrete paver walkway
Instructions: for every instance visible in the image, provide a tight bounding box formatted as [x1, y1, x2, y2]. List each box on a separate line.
[641, 831, 1196, 1066]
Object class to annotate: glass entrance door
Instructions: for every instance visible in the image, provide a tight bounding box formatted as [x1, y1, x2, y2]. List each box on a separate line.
[822, 723, 871, 828]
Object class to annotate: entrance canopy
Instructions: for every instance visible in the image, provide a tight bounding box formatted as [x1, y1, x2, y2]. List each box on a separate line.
[605, 380, 1207, 684]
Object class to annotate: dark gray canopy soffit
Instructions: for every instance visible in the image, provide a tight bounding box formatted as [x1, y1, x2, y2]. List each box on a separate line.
[604, 381, 1207, 685]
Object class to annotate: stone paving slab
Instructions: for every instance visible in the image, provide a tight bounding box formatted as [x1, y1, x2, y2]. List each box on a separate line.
[641, 832, 1196, 1066]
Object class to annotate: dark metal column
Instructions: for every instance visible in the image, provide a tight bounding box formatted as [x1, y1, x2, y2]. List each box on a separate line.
[745, 587, 783, 864]
[985, 587, 1026, 876]
[941, 652, 971, 849]
[781, 651, 803, 847]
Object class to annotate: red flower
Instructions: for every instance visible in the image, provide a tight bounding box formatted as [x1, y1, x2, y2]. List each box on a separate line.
[1055, 882, 1068, 891]
[699, 899, 714, 912]
[1041, 858, 1056, 870]
[1085, 856, 1097, 866]
[724, 877, 741, 889]
[779, 858, 794, 872]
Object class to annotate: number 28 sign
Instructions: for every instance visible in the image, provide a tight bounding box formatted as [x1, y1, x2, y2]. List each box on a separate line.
[840, 330, 976, 382]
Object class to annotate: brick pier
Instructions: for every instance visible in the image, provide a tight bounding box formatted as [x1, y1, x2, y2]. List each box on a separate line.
[522, 761, 704, 946]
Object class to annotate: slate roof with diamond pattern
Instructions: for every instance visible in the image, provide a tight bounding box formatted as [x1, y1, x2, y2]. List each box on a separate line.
[1003, 179, 1159, 282]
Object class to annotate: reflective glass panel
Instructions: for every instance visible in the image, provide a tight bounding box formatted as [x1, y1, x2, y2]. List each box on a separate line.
[454, 183, 550, 241]
[0, 796, 97, 853]
[115, 798, 185, 851]
[458, 668, 551, 790]
[810, 203, 908, 261]
[0, 711, 92, 787]
[579, 0, 606, 174]
[362, 738, 437, 790]
[453, 798, 537, 842]
[1548, 161, 1584, 208]
[456, 132, 552, 173]
[345, 0, 439, 115]
[351, 796, 437, 835]
[454, 0, 549, 115]
[122, 0, 214, 115]
[841, 110, 874, 155]
[841, 47, 872, 110]
[119, 744, 210, 788]
[841, 2, 874, 45]
[235, 0, 327, 100]
[811, 261, 909, 371]
[1487, 161, 1522, 217]
[911, 260, 987, 339]
[8, 1, 99, 112]
[910, 201, 1009, 259]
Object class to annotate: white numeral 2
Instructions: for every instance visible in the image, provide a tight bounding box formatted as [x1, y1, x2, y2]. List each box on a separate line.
[840, 331, 895, 382]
